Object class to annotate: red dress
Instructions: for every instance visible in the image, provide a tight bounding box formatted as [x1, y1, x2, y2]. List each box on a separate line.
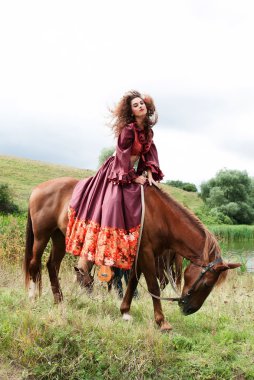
[65, 123, 164, 269]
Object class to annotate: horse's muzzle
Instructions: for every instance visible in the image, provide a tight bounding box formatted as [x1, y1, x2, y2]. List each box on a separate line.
[178, 298, 199, 315]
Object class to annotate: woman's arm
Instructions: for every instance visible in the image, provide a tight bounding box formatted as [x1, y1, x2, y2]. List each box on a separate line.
[137, 139, 164, 183]
[108, 125, 139, 185]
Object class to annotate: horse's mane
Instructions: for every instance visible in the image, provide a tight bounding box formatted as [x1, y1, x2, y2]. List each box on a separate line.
[153, 186, 226, 286]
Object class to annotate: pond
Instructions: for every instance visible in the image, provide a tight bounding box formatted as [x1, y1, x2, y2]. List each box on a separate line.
[222, 240, 254, 272]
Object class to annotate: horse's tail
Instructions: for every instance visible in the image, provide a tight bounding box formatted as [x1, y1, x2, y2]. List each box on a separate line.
[24, 206, 34, 289]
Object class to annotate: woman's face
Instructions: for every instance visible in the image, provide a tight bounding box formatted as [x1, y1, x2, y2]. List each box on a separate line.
[131, 97, 147, 119]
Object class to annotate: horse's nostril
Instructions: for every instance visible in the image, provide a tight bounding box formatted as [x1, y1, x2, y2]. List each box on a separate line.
[179, 304, 197, 315]
[186, 307, 195, 315]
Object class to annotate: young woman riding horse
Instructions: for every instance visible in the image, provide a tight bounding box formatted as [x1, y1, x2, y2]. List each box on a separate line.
[24, 91, 241, 331]
[65, 90, 163, 270]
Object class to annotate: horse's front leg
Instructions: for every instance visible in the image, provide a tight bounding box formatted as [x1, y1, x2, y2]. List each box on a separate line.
[120, 265, 141, 320]
[141, 249, 173, 331]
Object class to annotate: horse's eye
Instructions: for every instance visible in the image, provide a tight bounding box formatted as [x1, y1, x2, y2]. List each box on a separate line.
[204, 281, 214, 288]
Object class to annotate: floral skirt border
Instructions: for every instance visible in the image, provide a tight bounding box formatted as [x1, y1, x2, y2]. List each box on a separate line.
[65, 207, 140, 269]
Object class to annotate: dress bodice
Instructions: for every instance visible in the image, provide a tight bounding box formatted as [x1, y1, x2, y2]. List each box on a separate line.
[130, 124, 153, 157]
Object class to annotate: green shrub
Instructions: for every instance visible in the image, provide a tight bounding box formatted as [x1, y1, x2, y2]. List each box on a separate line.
[165, 180, 197, 193]
[0, 184, 19, 214]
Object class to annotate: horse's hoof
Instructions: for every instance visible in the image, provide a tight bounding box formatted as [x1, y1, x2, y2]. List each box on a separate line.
[28, 281, 37, 301]
[122, 313, 132, 321]
[160, 321, 173, 332]
[54, 294, 63, 304]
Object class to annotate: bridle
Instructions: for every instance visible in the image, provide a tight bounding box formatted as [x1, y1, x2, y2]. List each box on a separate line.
[135, 254, 222, 303]
[177, 256, 222, 305]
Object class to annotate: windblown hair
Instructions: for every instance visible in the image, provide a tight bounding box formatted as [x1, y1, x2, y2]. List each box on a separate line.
[109, 90, 158, 137]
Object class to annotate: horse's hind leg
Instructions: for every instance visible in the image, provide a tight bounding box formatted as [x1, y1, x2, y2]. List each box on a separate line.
[47, 229, 66, 303]
[28, 234, 50, 301]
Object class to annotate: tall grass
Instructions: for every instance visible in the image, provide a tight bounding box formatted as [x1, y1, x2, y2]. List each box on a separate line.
[210, 225, 254, 241]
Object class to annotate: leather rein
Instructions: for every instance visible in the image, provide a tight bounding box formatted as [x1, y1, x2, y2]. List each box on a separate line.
[135, 185, 223, 303]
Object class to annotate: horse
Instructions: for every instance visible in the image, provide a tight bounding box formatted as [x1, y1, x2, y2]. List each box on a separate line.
[24, 177, 240, 331]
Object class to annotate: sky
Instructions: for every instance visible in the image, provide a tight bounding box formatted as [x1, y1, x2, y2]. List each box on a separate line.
[0, 0, 254, 186]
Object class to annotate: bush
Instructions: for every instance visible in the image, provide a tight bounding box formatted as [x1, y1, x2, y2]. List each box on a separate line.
[0, 184, 19, 214]
[165, 180, 197, 192]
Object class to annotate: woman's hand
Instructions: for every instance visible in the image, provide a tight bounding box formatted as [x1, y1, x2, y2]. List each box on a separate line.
[134, 176, 147, 185]
[147, 169, 157, 186]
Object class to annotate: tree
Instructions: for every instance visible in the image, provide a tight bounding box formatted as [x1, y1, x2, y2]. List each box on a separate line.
[0, 184, 19, 214]
[200, 169, 254, 224]
[98, 147, 115, 167]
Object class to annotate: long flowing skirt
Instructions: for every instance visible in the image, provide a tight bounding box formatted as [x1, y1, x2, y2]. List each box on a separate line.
[65, 157, 142, 269]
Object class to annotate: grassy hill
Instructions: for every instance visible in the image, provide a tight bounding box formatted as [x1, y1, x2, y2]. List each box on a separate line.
[0, 155, 94, 211]
[0, 155, 204, 212]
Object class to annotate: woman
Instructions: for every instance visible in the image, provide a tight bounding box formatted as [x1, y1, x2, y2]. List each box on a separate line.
[66, 90, 164, 270]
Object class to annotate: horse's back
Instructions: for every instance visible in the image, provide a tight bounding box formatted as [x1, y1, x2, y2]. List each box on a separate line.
[29, 177, 81, 235]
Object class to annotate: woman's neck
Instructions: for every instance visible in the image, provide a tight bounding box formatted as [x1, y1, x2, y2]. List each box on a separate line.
[135, 117, 145, 129]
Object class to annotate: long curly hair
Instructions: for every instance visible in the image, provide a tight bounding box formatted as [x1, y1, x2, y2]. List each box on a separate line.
[109, 90, 158, 137]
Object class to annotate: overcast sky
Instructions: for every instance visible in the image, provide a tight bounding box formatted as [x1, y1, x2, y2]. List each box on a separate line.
[0, 0, 254, 186]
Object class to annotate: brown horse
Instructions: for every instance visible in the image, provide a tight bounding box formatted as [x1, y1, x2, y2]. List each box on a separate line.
[24, 177, 240, 331]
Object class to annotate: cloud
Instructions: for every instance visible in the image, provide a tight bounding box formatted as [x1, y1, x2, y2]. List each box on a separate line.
[1, 1, 254, 186]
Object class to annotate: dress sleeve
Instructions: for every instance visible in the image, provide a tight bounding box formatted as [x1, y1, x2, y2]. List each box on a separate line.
[143, 141, 164, 181]
[137, 132, 164, 181]
[108, 125, 138, 185]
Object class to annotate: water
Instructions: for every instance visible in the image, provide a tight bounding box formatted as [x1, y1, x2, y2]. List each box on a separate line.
[222, 240, 254, 272]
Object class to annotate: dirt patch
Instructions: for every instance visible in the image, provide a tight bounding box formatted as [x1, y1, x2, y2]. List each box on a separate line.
[0, 359, 25, 380]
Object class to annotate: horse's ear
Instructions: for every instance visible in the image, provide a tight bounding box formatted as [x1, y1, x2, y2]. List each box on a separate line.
[226, 262, 242, 270]
[215, 262, 241, 272]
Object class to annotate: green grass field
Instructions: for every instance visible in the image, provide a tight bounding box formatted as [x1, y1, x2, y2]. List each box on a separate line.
[1, 154, 254, 379]
[0, 264, 253, 380]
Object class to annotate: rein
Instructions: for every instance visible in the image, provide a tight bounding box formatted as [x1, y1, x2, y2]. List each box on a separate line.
[134, 185, 180, 302]
[135, 185, 222, 303]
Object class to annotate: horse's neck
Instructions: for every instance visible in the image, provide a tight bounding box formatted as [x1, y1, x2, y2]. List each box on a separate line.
[147, 188, 208, 264]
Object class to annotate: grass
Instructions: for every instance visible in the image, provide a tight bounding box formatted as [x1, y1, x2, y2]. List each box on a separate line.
[0, 155, 94, 211]
[1, 155, 254, 379]
[0, 265, 254, 379]
[209, 225, 254, 241]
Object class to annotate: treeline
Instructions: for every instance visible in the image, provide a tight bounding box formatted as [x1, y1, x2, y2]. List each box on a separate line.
[167, 169, 254, 225]
[200, 169, 254, 225]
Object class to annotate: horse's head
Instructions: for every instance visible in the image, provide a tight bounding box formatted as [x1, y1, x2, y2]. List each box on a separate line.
[74, 266, 94, 291]
[179, 258, 241, 315]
